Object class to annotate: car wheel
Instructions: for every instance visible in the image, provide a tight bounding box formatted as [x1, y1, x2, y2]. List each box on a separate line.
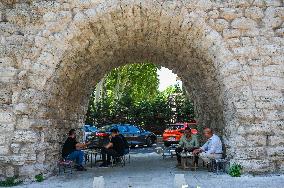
[146, 137, 153, 147]
[164, 142, 171, 147]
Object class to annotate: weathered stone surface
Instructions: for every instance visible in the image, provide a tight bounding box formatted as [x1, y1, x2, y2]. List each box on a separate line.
[12, 131, 38, 143]
[220, 8, 242, 20]
[245, 7, 264, 19]
[231, 17, 257, 30]
[0, 0, 283, 180]
[10, 143, 21, 154]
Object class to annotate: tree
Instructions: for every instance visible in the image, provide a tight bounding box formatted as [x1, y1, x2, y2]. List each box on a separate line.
[85, 63, 195, 134]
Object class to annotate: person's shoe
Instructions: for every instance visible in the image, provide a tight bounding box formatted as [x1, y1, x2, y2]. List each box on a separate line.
[176, 163, 181, 168]
[99, 163, 109, 168]
[76, 165, 87, 171]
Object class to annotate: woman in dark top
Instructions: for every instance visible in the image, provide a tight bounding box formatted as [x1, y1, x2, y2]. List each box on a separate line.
[99, 128, 125, 167]
[62, 129, 90, 171]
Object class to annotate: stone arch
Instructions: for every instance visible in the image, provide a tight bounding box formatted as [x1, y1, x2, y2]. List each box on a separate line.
[25, 0, 239, 177]
[1, 0, 283, 179]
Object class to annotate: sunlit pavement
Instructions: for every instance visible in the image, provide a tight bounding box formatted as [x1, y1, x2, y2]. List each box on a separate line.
[16, 145, 284, 188]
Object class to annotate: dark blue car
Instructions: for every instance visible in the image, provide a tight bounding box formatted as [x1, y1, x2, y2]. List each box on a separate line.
[95, 124, 157, 147]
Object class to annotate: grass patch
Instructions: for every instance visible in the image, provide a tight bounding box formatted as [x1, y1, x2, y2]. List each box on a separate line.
[35, 174, 44, 182]
[0, 176, 22, 187]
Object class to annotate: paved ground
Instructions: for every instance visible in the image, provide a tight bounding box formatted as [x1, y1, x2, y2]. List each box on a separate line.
[16, 145, 284, 188]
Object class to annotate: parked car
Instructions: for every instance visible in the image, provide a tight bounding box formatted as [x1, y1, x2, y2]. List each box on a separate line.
[162, 122, 198, 147]
[91, 124, 157, 148]
[82, 125, 98, 142]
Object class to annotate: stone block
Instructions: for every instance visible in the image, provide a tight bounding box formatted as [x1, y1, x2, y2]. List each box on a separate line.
[0, 91, 12, 104]
[93, 176, 105, 188]
[207, 10, 219, 19]
[5, 166, 14, 178]
[275, 7, 284, 18]
[0, 123, 14, 132]
[245, 7, 264, 19]
[6, 9, 30, 26]
[43, 12, 57, 22]
[246, 135, 267, 147]
[234, 147, 267, 160]
[232, 46, 258, 58]
[231, 17, 257, 30]
[268, 136, 284, 146]
[0, 156, 9, 163]
[36, 152, 45, 163]
[10, 143, 21, 154]
[209, 19, 229, 32]
[263, 65, 283, 77]
[19, 165, 35, 176]
[0, 146, 9, 155]
[258, 45, 280, 56]
[267, 147, 284, 157]
[0, 135, 6, 145]
[174, 174, 188, 188]
[10, 154, 26, 165]
[220, 8, 242, 20]
[14, 103, 29, 115]
[16, 116, 31, 129]
[12, 130, 38, 143]
[20, 144, 35, 154]
[0, 112, 14, 123]
[233, 159, 275, 173]
[241, 123, 274, 136]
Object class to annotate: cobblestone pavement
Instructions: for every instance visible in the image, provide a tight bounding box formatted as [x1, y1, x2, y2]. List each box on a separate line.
[15, 146, 284, 188]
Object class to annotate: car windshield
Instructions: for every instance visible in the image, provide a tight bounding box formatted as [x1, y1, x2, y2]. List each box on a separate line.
[167, 124, 184, 130]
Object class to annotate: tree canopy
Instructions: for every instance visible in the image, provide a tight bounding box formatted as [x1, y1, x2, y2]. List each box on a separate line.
[85, 63, 195, 134]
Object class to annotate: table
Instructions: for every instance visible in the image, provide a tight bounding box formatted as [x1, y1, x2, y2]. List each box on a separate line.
[84, 149, 101, 168]
[180, 152, 197, 170]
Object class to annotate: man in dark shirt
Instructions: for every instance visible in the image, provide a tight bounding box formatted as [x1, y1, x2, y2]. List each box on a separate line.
[99, 128, 125, 167]
[62, 129, 90, 171]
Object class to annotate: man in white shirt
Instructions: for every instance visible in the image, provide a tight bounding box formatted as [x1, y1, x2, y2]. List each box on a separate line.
[193, 128, 223, 164]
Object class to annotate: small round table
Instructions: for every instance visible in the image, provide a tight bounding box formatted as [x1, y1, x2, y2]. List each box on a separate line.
[180, 152, 197, 171]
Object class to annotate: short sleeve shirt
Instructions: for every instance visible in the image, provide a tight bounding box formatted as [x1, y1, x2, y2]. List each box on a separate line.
[110, 135, 125, 155]
[62, 137, 78, 158]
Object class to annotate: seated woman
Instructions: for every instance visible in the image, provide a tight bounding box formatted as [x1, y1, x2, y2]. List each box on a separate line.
[62, 129, 90, 171]
[175, 127, 199, 167]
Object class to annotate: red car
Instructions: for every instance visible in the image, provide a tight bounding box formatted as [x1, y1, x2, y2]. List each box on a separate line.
[162, 122, 198, 147]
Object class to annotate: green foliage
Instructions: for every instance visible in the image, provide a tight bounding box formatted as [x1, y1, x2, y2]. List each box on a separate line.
[105, 62, 159, 104]
[35, 174, 44, 182]
[0, 177, 22, 187]
[86, 63, 195, 134]
[229, 163, 243, 177]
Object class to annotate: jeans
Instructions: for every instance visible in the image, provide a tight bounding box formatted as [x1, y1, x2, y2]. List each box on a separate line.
[101, 148, 120, 164]
[67, 150, 84, 166]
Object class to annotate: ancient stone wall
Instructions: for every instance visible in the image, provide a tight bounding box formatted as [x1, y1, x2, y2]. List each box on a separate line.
[0, 0, 283, 180]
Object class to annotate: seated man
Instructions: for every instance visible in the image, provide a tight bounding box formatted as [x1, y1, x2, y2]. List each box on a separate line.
[99, 128, 125, 167]
[175, 127, 199, 166]
[193, 128, 223, 164]
[118, 130, 130, 154]
[62, 129, 90, 171]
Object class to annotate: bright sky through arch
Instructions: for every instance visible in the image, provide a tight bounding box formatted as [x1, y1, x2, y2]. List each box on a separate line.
[158, 67, 182, 91]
